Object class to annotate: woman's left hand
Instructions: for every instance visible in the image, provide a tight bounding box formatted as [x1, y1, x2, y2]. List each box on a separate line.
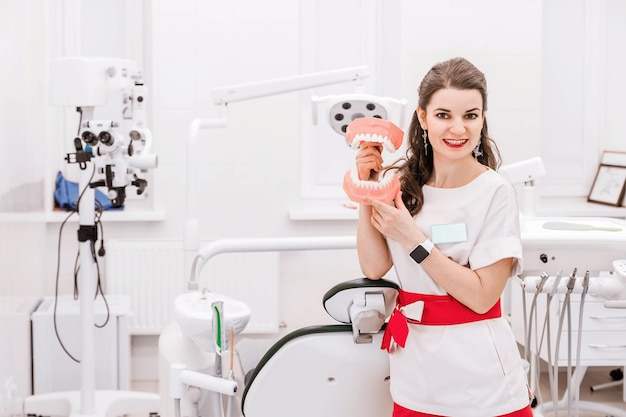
[365, 191, 426, 251]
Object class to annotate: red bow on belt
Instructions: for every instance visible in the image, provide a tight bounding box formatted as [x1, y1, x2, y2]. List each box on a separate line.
[381, 289, 502, 352]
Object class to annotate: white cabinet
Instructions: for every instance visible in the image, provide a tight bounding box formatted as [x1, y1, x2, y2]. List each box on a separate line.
[0, 297, 40, 401]
[512, 285, 626, 365]
[551, 295, 626, 365]
[31, 295, 131, 394]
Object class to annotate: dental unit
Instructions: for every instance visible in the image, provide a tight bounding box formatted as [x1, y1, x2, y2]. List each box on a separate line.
[170, 153, 626, 417]
[342, 117, 404, 205]
[166, 235, 403, 417]
[164, 66, 410, 417]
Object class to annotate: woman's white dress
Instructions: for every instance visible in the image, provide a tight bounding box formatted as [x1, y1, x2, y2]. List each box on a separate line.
[385, 169, 530, 416]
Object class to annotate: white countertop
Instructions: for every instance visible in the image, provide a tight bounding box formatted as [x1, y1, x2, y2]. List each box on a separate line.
[289, 196, 626, 221]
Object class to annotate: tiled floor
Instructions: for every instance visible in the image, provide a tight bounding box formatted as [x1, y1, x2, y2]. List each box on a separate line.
[534, 366, 625, 416]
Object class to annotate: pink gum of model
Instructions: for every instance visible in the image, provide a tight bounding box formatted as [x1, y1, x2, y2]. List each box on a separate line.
[343, 117, 404, 205]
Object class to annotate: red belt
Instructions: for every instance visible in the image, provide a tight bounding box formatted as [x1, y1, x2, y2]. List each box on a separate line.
[381, 289, 502, 352]
[392, 402, 533, 417]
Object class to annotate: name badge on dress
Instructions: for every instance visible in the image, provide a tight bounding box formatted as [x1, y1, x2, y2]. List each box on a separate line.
[431, 222, 468, 244]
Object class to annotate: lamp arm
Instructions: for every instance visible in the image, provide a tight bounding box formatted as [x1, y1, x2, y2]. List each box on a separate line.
[187, 236, 357, 290]
[211, 65, 368, 105]
[183, 112, 229, 288]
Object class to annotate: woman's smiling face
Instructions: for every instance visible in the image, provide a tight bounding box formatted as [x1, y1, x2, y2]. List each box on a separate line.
[418, 88, 484, 162]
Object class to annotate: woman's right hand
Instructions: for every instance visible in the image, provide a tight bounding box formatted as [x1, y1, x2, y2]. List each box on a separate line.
[355, 141, 383, 181]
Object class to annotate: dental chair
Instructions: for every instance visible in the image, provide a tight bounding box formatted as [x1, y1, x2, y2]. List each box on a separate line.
[241, 277, 399, 417]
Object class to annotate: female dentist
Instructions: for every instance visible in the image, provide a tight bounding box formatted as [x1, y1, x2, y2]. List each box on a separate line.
[355, 57, 533, 417]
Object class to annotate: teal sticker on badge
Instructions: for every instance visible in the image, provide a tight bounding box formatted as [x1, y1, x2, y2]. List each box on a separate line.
[431, 223, 468, 244]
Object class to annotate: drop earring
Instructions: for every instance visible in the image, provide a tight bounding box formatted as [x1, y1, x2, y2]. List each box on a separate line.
[422, 130, 429, 156]
[473, 138, 483, 159]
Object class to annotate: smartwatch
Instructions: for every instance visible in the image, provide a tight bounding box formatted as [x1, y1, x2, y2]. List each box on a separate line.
[409, 239, 435, 264]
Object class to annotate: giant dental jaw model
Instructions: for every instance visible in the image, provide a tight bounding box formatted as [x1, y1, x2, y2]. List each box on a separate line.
[343, 117, 404, 205]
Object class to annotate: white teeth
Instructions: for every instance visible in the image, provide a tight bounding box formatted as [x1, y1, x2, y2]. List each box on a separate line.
[444, 139, 466, 145]
[350, 168, 393, 189]
[351, 133, 397, 152]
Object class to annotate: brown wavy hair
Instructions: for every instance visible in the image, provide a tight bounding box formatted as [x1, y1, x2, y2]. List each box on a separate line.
[393, 57, 502, 216]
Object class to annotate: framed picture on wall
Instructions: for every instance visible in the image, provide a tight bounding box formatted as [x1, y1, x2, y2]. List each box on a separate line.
[587, 164, 626, 206]
[600, 150, 626, 167]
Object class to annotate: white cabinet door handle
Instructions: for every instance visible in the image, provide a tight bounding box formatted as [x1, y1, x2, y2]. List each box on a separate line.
[588, 344, 626, 349]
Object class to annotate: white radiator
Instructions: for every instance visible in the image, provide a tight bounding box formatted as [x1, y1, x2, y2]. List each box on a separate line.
[105, 239, 280, 335]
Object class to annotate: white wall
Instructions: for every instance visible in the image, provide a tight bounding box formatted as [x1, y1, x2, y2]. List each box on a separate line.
[399, 0, 543, 166]
[1, 0, 625, 398]
[541, 0, 626, 196]
[604, 0, 626, 151]
[0, 0, 47, 205]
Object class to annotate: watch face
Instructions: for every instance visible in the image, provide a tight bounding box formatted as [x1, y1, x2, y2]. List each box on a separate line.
[410, 245, 430, 264]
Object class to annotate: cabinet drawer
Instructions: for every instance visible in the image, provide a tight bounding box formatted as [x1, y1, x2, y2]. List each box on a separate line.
[560, 299, 626, 331]
[554, 331, 626, 363]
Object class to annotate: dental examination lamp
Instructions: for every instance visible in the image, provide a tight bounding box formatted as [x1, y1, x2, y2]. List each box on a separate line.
[311, 93, 408, 136]
[499, 156, 546, 217]
[24, 57, 159, 417]
[185, 66, 410, 286]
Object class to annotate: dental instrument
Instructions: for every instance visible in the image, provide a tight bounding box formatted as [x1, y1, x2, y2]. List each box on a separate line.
[546, 269, 563, 414]
[529, 269, 563, 414]
[552, 268, 576, 417]
[24, 57, 159, 417]
[520, 264, 626, 417]
[522, 271, 549, 403]
[573, 271, 591, 417]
